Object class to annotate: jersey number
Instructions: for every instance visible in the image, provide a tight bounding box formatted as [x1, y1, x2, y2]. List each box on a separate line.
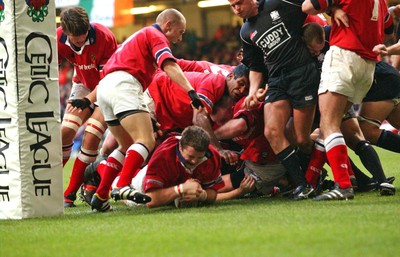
[371, 0, 379, 21]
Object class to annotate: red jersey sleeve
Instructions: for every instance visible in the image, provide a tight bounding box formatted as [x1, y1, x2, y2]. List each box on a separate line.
[149, 72, 227, 131]
[309, 0, 337, 12]
[194, 73, 227, 114]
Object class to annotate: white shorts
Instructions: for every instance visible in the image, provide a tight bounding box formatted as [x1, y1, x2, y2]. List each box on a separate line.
[69, 82, 91, 100]
[97, 71, 149, 122]
[319, 46, 376, 104]
[143, 89, 156, 118]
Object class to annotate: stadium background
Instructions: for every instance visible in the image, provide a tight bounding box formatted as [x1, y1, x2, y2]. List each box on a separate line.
[57, 0, 400, 148]
[56, 0, 400, 65]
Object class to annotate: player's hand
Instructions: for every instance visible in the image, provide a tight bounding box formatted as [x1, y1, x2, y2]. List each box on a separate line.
[389, 5, 400, 17]
[69, 97, 94, 112]
[188, 90, 204, 109]
[372, 44, 388, 55]
[197, 189, 208, 201]
[181, 179, 202, 195]
[180, 192, 201, 202]
[151, 117, 164, 138]
[243, 93, 259, 109]
[255, 87, 267, 102]
[331, 7, 349, 27]
[238, 175, 255, 195]
[219, 149, 239, 166]
[181, 188, 207, 202]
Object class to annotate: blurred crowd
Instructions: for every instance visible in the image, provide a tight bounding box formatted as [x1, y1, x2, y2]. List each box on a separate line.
[59, 24, 243, 119]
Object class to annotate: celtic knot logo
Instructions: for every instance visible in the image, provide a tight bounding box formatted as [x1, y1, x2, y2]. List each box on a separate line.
[0, 1, 5, 22]
[25, 0, 49, 22]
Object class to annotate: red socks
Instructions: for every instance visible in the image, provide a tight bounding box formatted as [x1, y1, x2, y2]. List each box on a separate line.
[64, 157, 89, 197]
[96, 150, 125, 199]
[324, 133, 352, 189]
[116, 144, 149, 187]
[305, 139, 326, 188]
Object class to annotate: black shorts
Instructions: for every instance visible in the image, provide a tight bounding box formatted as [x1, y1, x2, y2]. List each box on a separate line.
[363, 61, 400, 102]
[265, 62, 320, 108]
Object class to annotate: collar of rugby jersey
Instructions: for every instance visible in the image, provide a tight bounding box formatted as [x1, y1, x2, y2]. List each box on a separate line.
[175, 144, 208, 174]
[151, 23, 162, 33]
[61, 24, 96, 55]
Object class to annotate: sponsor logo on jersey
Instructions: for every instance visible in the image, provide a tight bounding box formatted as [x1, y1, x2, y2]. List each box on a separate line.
[304, 95, 313, 101]
[91, 53, 96, 64]
[77, 63, 96, 71]
[255, 23, 291, 55]
[270, 10, 280, 22]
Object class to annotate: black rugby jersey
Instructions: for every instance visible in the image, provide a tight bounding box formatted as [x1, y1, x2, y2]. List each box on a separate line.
[240, 0, 314, 77]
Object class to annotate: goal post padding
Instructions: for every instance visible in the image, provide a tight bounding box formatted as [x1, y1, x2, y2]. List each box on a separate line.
[0, 0, 63, 219]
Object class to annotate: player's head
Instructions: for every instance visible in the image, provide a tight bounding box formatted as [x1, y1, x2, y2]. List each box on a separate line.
[228, 0, 259, 19]
[157, 8, 186, 44]
[226, 64, 250, 101]
[60, 6, 90, 48]
[302, 22, 325, 57]
[179, 126, 210, 168]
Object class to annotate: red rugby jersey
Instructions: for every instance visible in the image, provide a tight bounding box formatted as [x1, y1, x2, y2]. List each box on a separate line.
[143, 136, 224, 192]
[102, 24, 176, 90]
[310, 0, 392, 61]
[149, 71, 227, 130]
[57, 23, 117, 91]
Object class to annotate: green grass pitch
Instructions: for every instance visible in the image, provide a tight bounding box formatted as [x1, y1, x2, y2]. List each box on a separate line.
[1, 147, 399, 257]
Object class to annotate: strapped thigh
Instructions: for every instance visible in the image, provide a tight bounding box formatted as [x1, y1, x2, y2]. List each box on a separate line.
[62, 113, 83, 132]
[357, 115, 382, 128]
[85, 118, 106, 140]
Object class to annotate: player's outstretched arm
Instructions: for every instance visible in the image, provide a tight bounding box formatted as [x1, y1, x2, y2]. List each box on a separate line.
[162, 60, 204, 109]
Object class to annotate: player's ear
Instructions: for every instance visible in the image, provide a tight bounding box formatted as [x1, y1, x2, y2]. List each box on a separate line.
[165, 20, 172, 32]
